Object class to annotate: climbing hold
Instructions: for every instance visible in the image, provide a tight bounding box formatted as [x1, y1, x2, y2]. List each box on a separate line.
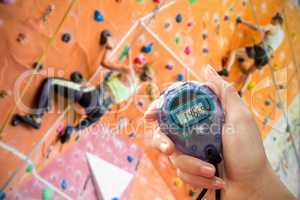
[0, 90, 8, 99]
[175, 14, 183, 23]
[164, 21, 171, 29]
[118, 44, 130, 62]
[202, 32, 208, 40]
[188, 0, 198, 4]
[272, 63, 280, 70]
[112, 197, 119, 200]
[236, 16, 242, 24]
[136, 0, 144, 3]
[174, 177, 183, 188]
[0, 0, 15, 4]
[263, 117, 269, 125]
[60, 179, 68, 190]
[224, 15, 230, 21]
[278, 84, 285, 90]
[32, 62, 43, 71]
[202, 47, 209, 53]
[264, 99, 272, 106]
[175, 36, 181, 44]
[128, 131, 136, 138]
[242, 0, 246, 6]
[187, 21, 193, 27]
[0, 191, 6, 200]
[127, 155, 134, 162]
[70, 71, 83, 83]
[94, 10, 104, 22]
[141, 43, 153, 53]
[25, 163, 33, 173]
[42, 188, 53, 200]
[75, 134, 80, 141]
[166, 63, 174, 70]
[153, 0, 160, 3]
[189, 190, 196, 197]
[184, 46, 192, 55]
[62, 33, 71, 43]
[276, 100, 284, 109]
[133, 55, 145, 65]
[137, 99, 144, 107]
[176, 74, 185, 81]
[247, 81, 256, 91]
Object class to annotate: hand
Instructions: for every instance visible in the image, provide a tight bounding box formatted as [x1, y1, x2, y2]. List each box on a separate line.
[144, 65, 296, 200]
[118, 67, 131, 75]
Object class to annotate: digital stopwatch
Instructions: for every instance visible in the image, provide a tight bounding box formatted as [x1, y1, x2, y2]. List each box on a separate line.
[157, 81, 225, 162]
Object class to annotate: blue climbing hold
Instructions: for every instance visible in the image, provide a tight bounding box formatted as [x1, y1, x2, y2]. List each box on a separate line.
[62, 33, 71, 43]
[94, 10, 104, 22]
[176, 74, 185, 81]
[175, 14, 183, 23]
[60, 179, 68, 190]
[0, 191, 6, 200]
[141, 43, 153, 53]
[127, 155, 134, 162]
[236, 16, 242, 24]
[112, 197, 119, 200]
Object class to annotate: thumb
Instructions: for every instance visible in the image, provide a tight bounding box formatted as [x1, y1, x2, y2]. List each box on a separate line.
[151, 128, 175, 155]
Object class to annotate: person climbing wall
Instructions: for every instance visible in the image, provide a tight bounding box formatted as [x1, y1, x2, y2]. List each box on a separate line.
[217, 12, 285, 96]
[11, 30, 154, 143]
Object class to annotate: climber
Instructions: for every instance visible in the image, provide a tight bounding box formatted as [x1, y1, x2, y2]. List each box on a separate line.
[12, 29, 154, 140]
[217, 12, 285, 96]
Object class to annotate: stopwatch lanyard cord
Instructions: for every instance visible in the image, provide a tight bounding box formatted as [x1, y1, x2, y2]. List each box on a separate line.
[197, 150, 222, 200]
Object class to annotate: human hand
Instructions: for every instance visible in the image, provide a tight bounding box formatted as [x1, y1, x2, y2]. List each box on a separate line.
[144, 65, 296, 200]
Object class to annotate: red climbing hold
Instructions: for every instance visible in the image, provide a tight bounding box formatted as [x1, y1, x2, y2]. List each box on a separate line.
[134, 55, 145, 65]
[153, 0, 161, 3]
[184, 46, 192, 55]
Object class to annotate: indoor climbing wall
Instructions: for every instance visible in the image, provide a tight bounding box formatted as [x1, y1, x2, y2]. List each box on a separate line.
[0, 0, 299, 199]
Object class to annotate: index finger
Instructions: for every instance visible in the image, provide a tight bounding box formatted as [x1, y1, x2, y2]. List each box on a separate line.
[144, 98, 162, 122]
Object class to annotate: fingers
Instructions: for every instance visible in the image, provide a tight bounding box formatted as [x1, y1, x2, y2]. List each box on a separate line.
[177, 169, 225, 189]
[144, 98, 161, 122]
[173, 154, 216, 178]
[151, 128, 175, 155]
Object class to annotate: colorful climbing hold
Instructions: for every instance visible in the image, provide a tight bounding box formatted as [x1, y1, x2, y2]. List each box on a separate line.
[174, 177, 183, 188]
[286, 124, 292, 133]
[236, 16, 242, 24]
[202, 32, 208, 40]
[247, 81, 256, 91]
[25, 163, 33, 173]
[224, 15, 230, 21]
[60, 179, 68, 190]
[264, 99, 272, 106]
[94, 10, 104, 22]
[176, 74, 185, 81]
[188, 0, 198, 4]
[184, 46, 192, 55]
[0, 0, 15, 4]
[263, 117, 269, 125]
[62, 33, 71, 43]
[127, 155, 134, 162]
[141, 43, 153, 53]
[276, 100, 284, 109]
[133, 55, 145, 65]
[164, 21, 171, 29]
[175, 14, 183, 23]
[189, 190, 196, 197]
[202, 47, 209, 53]
[112, 197, 119, 200]
[0, 191, 6, 200]
[175, 36, 181, 44]
[118, 44, 130, 63]
[187, 21, 193, 27]
[42, 188, 53, 200]
[166, 63, 174, 70]
[153, 0, 160, 3]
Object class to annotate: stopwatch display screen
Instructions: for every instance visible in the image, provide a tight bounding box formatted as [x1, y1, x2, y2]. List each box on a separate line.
[175, 101, 208, 126]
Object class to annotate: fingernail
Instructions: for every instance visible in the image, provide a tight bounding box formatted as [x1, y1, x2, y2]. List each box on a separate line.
[214, 179, 226, 188]
[159, 142, 169, 153]
[201, 165, 215, 176]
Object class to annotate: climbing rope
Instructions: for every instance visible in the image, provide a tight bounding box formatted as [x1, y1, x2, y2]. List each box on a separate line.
[247, 0, 300, 167]
[0, 0, 78, 138]
[0, 0, 176, 192]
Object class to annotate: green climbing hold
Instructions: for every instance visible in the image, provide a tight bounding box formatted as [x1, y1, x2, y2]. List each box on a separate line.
[42, 188, 53, 200]
[118, 44, 130, 63]
[25, 163, 33, 173]
[136, 0, 144, 3]
[189, 190, 196, 196]
[175, 36, 181, 44]
[75, 134, 80, 141]
[188, 0, 198, 4]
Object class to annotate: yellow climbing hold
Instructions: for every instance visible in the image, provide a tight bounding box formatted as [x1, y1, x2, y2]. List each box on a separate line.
[174, 177, 183, 188]
[291, 32, 297, 40]
[247, 81, 256, 91]
[272, 63, 280, 71]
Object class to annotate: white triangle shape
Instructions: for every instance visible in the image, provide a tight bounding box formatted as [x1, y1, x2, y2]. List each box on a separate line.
[86, 153, 134, 200]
